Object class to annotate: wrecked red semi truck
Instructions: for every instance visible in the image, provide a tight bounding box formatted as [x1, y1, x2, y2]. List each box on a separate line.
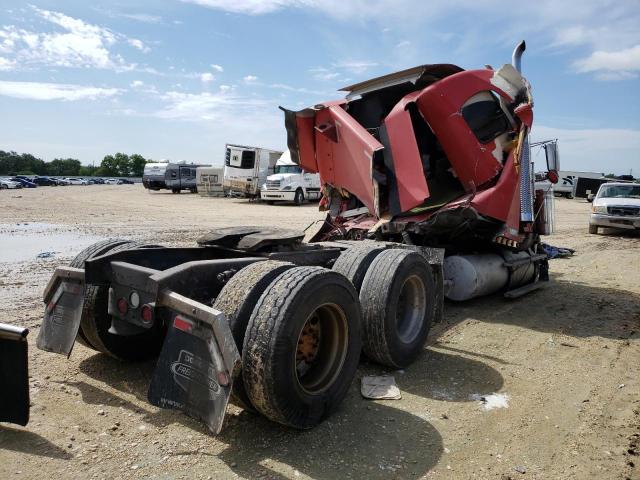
[27, 41, 558, 435]
[283, 41, 558, 301]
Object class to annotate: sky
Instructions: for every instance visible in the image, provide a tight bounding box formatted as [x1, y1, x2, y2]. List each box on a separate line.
[0, 1, 639, 174]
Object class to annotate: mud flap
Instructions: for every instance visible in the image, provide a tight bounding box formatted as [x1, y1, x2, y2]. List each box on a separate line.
[36, 267, 85, 357]
[0, 323, 30, 426]
[148, 291, 240, 434]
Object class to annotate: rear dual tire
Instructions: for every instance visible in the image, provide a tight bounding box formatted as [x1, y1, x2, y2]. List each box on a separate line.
[212, 260, 295, 410]
[242, 267, 362, 429]
[335, 247, 435, 368]
[70, 239, 164, 361]
[359, 249, 435, 368]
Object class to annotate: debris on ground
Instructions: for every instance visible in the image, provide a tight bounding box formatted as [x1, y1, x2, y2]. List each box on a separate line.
[470, 393, 510, 410]
[36, 251, 57, 259]
[541, 243, 575, 259]
[361, 376, 401, 400]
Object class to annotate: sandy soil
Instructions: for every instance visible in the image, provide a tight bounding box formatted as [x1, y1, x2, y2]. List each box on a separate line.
[0, 185, 638, 480]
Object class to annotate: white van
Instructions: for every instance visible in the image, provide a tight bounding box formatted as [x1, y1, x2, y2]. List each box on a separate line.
[260, 151, 321, 205]
[223, 144, 282, 198]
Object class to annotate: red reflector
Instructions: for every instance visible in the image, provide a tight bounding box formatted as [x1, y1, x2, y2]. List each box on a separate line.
[117, 298, 128, 314]
[217, 371, 229, 387]
[140, 305, 153, 324]
[547, 170, 559, 184]
[174, 316, 193, 333]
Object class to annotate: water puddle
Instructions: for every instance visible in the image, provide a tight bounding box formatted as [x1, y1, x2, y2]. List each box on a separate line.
[0, 223, 103, 263]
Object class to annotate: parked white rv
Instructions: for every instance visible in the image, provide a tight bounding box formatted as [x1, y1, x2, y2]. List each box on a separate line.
[223, 144, 282, 198]
[196, 166, 225, 197]
[554, 171, 603, 198]
[260, 151, 321, 205]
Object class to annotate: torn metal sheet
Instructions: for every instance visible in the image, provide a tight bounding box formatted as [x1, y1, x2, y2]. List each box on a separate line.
[361, 375, 402, 400]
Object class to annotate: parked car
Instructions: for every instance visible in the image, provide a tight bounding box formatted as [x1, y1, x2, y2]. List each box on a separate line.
[10, 177, 37, 188]
[120, 178, 134, 184]
[31, 176, 58, 186]
[104, 178, 123, 185]
[55, 178, 71, 186]
[589, 182, 640, 234]
[64, 177, 88, 185]
[0, 178, 22, 189]
[92, 178, 105, 184]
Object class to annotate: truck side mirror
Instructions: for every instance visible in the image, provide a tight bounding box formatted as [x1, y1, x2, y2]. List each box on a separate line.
[544, 142, 560, 172]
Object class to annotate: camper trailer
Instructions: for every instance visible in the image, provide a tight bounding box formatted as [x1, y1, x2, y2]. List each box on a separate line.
[143, 161, 207, 193]
[196, 166, 225, 197]
[223, 144, 282, 198]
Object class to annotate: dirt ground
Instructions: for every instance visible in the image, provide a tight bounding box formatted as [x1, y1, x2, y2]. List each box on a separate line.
[1, 185, 638, 480]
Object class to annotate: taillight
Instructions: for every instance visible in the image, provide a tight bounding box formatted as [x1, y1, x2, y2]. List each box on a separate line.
[140, 304, 153, 324]
[117, 298, 128, 314]
[547, 170, 559, 184]
[174, 316, 193, 333]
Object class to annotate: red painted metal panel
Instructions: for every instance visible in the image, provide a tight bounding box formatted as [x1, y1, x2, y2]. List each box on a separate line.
[470, 150, 519, 222]
[314, 105, 384, 216]
[416, 69, 513, 193]
[383, 91, 430, 212]
[295, 114, 318, 173]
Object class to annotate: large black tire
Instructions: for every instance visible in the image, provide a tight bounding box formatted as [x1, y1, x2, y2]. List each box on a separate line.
[243, 267, 362, 429]
[212, 260, 295, 409]
[359, 249, 435, 368]
[588, 224, 598, 234]
[332, 245, 386, 292]
[73, 240, 165, 361]
[70, 239, 132, 348]
[294, 189, 304, 206]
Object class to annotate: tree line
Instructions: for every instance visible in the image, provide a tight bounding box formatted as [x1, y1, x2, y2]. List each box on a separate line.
[0, 150, 151, 177]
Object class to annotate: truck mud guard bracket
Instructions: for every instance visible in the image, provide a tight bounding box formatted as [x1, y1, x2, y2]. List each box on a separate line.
[148, 290, 240, 435]
[37, 266, 85, 357]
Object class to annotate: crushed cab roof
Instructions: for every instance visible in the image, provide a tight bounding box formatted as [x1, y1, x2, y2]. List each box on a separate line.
[339, 63, 464, 100]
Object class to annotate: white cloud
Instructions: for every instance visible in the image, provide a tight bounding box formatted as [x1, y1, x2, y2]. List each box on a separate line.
[0, 6, 148, 71]
[180, 0, 308, 15]
[127, 38, 151, 53]
[532, 125, 640, 175]
[573, 45, 640, 80]
[0, 80, 120, 101]
[156, 89, 268, 121]
[201, 72, 215, 82]
[0, 56, 16, 70]
[118, 13, 163, 24]
[243, 74, 258, 83]
[183, 0, 640, 82]
[211, 64, 224, 72]
[130, 80, 145, 88]
[396, 40, 411, 49]
[332, 60, 378, 74]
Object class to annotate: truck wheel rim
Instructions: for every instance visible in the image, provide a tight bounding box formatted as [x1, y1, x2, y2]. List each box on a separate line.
[295, 303, 348, 394]
[396, 275, 427, 343]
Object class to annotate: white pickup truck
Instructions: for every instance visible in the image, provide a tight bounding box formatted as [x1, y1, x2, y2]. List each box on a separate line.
[260, 151, 321, 205]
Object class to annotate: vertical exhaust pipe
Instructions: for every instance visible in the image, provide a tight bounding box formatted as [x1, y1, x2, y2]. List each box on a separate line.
[512, 40, 526, 72]
[511, 40, 533, 222]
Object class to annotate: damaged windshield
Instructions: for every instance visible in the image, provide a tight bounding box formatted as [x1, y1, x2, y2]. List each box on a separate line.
[598, 184, 640, 199]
